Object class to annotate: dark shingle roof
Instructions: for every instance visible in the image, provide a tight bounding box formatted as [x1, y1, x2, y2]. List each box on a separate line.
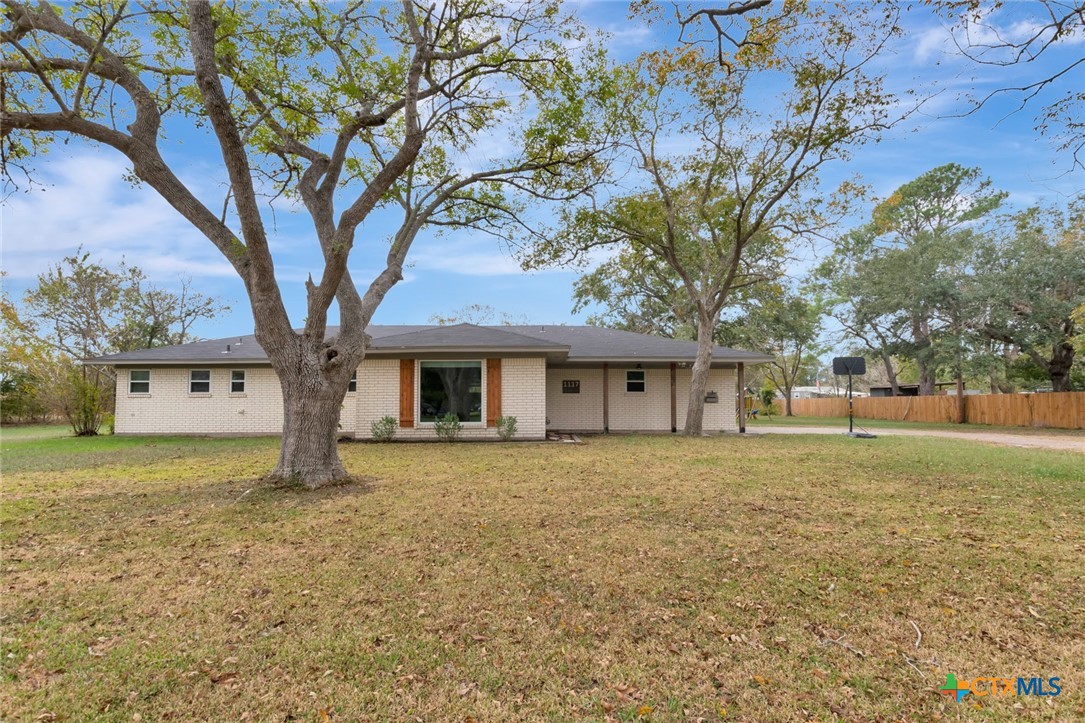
[89, 323, 774, 365]
[368, 323, 568, 351]
[502, 325, 774, 362]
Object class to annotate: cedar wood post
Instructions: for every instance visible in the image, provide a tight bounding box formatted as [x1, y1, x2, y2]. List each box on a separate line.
[399, 359, 415, 428]
[737, 362, 745, 434]
[670, 363, 677, 433]
[602, 362, 609, 433]
[486, 358, 502, 427]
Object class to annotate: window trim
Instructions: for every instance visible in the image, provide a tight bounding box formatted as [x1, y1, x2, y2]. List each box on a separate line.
[230, 369, 246, 394]
[128, 369, 151, 395]
[189, 369, 212, 395]
[416, 359, 485, 426]
[626, 369, 646, 394]
[347, 370, 357, 394]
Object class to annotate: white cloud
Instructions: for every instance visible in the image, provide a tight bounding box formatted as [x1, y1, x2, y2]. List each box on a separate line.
[913, 24, 954, 64]
[410, 246, 525, 276]
[1, 152, 237, 282]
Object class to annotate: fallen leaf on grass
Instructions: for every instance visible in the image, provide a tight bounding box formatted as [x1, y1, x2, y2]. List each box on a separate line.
[208, 670, 239, 685]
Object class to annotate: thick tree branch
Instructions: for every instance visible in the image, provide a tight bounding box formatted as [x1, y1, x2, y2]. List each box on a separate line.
[186, 0, 292, 344]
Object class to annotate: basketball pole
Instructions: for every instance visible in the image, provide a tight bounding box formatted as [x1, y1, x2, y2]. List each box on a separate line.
[848, 370, 854, 435]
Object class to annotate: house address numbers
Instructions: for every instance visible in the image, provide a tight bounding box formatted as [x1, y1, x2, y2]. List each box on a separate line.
[562, 380, 580, 394]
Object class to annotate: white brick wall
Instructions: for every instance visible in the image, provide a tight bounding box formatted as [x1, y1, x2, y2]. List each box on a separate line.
[678, 367, 738, 432]
[545, 367, 604, 431]
[545, 365, 737, 433]
[608, 367, 672, 431]
[114, 359, 736, 437]
[114, 367, 286, 435]
[354, 357, 547, 441]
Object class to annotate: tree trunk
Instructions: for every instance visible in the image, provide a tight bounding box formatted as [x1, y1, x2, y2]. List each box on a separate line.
[683, 315, 715, 435]
[1047, 340, 1075, 393]
[917, 361, 936, 396]
[784, 387, 794, 416]
[266, 364, 354, 489]
[879, 351, 900, 396]
[913, 316, 935, 395]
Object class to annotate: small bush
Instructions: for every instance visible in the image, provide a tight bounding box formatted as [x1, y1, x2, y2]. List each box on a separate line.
[371, 415, 397, 442]
[65, 369, 105, 436]
[495, 415, 517, 441]
[758, 387, 778, 418]
[433, 413, 461, 442]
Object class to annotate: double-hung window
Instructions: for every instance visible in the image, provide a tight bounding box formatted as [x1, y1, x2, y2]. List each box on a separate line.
[348, 371, 357, 393]
[230, 370, 246, 393]
[419, 361, 482, 423]
[189, 369, 211, 394]
[626, 370, 646, 393]
[129, 369, 150, 394]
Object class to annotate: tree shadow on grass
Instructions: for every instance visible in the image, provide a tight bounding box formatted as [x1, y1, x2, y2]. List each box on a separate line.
[16, 475, 380, 531]
[258, 475, 377, 503]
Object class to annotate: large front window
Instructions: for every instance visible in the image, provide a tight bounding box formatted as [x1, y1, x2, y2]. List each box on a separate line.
[419, 361, 482, 423]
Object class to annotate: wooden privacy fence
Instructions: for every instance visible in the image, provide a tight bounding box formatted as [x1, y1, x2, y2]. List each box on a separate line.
[783, 392, 1085, 429]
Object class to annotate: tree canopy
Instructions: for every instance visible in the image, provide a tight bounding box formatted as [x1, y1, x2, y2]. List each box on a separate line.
[527, 0, 904, 432]
[2, 0, 613, 484]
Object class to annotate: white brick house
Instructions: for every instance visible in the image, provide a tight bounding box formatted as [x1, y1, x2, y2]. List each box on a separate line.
[94, 324, 772, 440]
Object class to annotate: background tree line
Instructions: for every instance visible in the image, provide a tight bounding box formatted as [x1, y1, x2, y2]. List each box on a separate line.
[1, 252, 225, 433]
[817, 164, 1085, 396]
[561, 162, 1085, 411]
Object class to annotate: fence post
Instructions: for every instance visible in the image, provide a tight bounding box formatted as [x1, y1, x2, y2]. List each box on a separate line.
[956, 375, 966, 424]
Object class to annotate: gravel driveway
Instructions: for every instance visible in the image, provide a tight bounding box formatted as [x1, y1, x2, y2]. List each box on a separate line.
[748, 425, 1085, 453]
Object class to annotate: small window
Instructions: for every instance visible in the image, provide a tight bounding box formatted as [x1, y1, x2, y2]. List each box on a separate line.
[189, 369, 211, 394]
[230, 370, 246, 393]
[129, 369, 150, 394]
[348, 371, 357, 393]
[626, 370, 645, 393]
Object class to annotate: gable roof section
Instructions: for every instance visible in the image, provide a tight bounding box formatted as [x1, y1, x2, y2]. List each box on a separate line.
[89, 323, 774, 365]
[369, 323, 568, 352]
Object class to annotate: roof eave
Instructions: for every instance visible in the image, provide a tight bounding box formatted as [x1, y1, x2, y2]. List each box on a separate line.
[88, 358, 272, 366]
[566, 355, 775, 364]
[368, 345, 568, 354]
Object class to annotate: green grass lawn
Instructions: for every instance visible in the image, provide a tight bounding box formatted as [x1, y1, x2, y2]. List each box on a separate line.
[2, 428, 1083, 721]
[746, 414, 1085, 436]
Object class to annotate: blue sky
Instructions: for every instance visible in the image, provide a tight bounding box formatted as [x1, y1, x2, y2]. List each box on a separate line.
[2, 1, 1082, 343]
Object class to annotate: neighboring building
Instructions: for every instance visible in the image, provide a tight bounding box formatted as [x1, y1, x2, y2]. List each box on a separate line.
[778, 385, 856, 399]
[869, 382, 957, 397]
[91, 324, 773, 440]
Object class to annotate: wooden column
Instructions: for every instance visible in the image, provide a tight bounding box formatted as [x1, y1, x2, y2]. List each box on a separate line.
[602, 363, 609, 433]
[399, 359, 414, 428]
[486, 358, 502, 427]
[737, 362, 746, 434]
[670, 363, 677, 433]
